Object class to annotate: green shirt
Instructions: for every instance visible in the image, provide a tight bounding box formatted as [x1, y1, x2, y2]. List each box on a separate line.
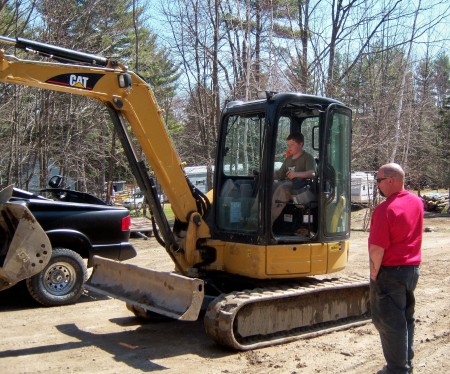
[277, 151, 316, 180]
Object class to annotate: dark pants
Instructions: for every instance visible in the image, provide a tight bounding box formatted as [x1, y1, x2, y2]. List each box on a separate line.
[370, 266, 420, 374]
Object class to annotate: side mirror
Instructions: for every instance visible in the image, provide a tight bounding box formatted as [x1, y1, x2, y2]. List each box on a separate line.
[48, 175, 63, 188]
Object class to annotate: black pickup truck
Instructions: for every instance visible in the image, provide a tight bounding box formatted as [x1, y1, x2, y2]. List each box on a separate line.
[7, 187, 136, 307]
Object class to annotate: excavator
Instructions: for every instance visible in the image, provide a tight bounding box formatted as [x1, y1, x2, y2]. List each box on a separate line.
[0, 36, 370, 350]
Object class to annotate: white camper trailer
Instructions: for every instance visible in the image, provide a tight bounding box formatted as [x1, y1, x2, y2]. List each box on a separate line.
[351, 172, 375, 205]
[184, 166, 209, 194]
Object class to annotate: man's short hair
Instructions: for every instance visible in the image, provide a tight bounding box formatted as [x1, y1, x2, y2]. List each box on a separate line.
[287, 131, 304, 144]
[380, 163, 405, 180]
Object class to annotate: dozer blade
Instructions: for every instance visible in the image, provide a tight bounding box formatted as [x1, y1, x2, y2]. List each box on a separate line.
[0, 187, 52, 291]
[85, 256, 204, 321]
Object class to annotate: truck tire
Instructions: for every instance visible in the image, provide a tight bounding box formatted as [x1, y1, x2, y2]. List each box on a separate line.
[26, 247, 87, 306]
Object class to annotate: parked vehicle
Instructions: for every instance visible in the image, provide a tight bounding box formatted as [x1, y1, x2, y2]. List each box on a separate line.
[0, 186, 136, 306]
[41, 175, 107, 205]
[351, 172, 375, 205]
[123, 192, 145, 210]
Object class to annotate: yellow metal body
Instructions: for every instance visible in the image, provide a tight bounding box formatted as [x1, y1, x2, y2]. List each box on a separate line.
[206, 240, 348, 278]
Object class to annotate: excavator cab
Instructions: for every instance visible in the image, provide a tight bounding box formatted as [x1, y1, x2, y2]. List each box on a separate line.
[213, 93, 352, 246]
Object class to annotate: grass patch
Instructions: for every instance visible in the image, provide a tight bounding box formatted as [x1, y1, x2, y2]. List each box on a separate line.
[162, 204, 175, 221]
[129, 203, 175, 221]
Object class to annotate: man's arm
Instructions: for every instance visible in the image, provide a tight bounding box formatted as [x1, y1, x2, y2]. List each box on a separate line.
[369, 244, 385, 281]
[287, 153, 316, 179]
[287, 169, 315, 179]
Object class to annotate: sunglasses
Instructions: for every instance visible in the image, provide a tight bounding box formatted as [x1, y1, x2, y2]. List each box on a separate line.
[376, 177, 389, 183]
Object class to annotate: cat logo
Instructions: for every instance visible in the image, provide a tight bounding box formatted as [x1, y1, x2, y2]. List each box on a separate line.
[46, 73, 104, 90]
[70, 75, 89, 89]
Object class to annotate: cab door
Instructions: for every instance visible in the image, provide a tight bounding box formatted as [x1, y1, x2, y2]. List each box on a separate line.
[321, 105, 352, 240]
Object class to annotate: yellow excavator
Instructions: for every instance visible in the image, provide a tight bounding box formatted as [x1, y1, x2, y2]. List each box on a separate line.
[0, 36, 370, 350]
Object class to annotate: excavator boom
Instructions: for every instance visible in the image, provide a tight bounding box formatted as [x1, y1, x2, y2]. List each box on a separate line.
[1, 36, 209, 316]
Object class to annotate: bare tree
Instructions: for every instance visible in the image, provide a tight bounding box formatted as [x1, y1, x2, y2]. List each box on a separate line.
[162, 0, 220, 175]
[390, 0, 420, 163]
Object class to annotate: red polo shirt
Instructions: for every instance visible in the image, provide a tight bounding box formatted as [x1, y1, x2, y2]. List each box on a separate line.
[369, 190, 424, 266]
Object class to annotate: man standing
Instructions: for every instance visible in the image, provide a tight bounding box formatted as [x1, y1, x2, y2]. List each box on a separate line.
[369, 163, 424, 374]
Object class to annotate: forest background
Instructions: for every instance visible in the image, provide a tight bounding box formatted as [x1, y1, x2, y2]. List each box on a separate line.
[0, 0, 449, 198]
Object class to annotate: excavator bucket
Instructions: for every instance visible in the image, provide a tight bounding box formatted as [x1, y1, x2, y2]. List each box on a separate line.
[0, 186, 52, 291]
[85, 256, 204, 321]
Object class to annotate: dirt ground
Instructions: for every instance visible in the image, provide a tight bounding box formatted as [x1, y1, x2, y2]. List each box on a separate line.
[1, 211, 449, 374]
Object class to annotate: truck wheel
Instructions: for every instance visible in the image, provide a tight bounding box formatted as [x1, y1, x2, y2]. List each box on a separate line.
[26, 247, 87, 306]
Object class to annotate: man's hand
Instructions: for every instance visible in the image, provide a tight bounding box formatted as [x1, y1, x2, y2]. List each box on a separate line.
[369, 244, 385, 281]
[286, 170, 296, 179]
[287, 169, 315, 180]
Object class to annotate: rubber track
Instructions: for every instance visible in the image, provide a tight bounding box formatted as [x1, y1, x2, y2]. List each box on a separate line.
[204, 275, 370, 350]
